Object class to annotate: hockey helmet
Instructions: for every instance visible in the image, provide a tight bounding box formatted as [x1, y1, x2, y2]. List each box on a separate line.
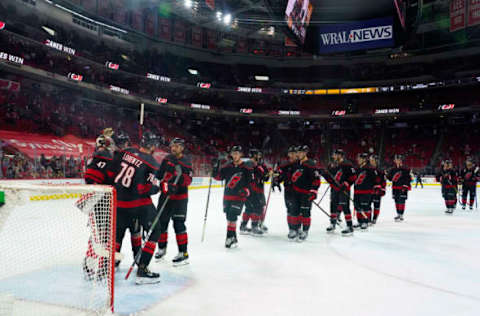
[115, 131, 130, 148]
[394, 154, 404, 161]
[230, 145, 243, 153]
[287, 146, 297, 153]
[333, 149, 345, 157]
[170, 137, 185, 147]
[140, 131, 159, 148]
[297, 145, 309, 152]
[357, 153, 369, 160]
[95, 134, 108, 148]
[249, 148, 259, 158]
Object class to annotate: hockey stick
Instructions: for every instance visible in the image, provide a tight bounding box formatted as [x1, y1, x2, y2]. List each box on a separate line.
[315, 185, 342, 223]
[323, 168, 369, 221]
[261, 163, 277, 225]
[312, 199, 343, 228]
[125, 164, 182, 280]
[318, 185, 330, 204]
[201, 160, 219, 242]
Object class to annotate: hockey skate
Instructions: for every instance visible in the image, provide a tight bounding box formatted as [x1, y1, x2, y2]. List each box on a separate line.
[239, 223, 251, 235]
[326, 224, 336, 234]
[462, 204, 466, 210]
[287, 229, 298, 241]
[445, 209, 454, 214]
[172, 252, 189, 266]
[298, 230, 308, 242]
[259, 222, 268, 233]
[225, 236, 238, 248]
[360, 223, 368, 231]
[394, 215, 403, 222]
[250, 226, 264, 237]
[136, 266, 160, 285]
[353, 223, 361, 230]
[341, 227, 354, 237]
[371, 219, 377, 225]
[469, 205, 473, 210]
[155, 247, 167, 261]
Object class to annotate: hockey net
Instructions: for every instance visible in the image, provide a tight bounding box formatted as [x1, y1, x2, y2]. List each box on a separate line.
[0, 183, 116, 315]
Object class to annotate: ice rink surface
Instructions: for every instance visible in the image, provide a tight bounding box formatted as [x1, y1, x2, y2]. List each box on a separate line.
[2, 185, 480, 316]
[140, 185, 480, 316]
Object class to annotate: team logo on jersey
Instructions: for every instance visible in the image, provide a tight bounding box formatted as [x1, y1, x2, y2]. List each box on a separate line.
[335, 171, 343, 183]
[392, 172, 402, 183]
[355, 172, 366, 185]
[227, 172, 243, 189]
[465, 172, 472, 180]
[292, 170, 303, 183]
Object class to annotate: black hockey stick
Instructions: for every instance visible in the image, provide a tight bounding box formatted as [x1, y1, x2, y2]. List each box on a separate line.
[125, 164, 182, 280]
[312, 199, 343, 228]
[201, 160, 220, 242]
[318, 185, 330, 204]
[316, 185, 342, 223]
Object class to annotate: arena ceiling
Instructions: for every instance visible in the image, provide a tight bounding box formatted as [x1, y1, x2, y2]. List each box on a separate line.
[170, 0, 395, 42]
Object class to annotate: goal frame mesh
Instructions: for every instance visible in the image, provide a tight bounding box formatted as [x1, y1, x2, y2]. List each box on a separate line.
[0, 183, 117, 314]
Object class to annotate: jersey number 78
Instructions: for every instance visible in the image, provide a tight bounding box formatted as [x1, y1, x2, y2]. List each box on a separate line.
[115, 162, 136, 188]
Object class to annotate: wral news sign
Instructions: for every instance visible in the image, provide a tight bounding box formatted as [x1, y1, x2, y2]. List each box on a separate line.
[318, 17, 394, 53]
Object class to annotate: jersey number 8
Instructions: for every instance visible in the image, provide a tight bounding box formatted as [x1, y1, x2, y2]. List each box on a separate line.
[115, 162, 136, 188]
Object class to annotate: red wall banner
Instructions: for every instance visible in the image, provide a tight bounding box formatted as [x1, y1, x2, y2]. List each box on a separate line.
[450, 0, 466, 32]
[192, 26, 203, 47]
[205, 0, 215, 10]
[174, 21, 186, 43]
[467, 0, 480, 27]
[159, 18, 171, 40]
[0, 131, 95, 158]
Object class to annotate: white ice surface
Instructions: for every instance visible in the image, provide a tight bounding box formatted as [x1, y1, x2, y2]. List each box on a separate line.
[2, 185, 480, 316]
[141, 186, 480, 316]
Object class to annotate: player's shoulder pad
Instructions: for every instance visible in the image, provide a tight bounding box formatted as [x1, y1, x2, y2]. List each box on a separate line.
[177, 155, 193, 170]
[243, 159, 255, 168]
[163, 154, 177, 165]
[135, 151, 160, 170]
[93, 149, 113, 160]
[242, 161, 254, 170]
[303, 159, 317, 168]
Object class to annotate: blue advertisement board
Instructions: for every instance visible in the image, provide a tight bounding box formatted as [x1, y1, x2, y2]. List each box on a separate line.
[317, 17, 394, 53]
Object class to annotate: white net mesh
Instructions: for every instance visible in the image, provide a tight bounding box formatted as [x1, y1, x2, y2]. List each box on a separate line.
[0, 183, 115, 316]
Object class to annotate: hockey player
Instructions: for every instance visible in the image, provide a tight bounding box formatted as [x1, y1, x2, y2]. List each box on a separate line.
[240, 149, 268, 236]
[213, 146, 253, 248]
[257, 151, 270, 233]
[108, 132, 144, 268]
[84, 134, 114, 185]
[415, 171, 424, 188]
[369, 154, 386, 225]
[436, 160, 458, 214]
[353, 153, 376, 231]
[154, 138, 193, 265]
[459, 157, 479, 210]
[386, 155, 412, 222]
[82, 133, 115, 280]
[110, 131, 162, 284]
[273, 146, 298, 232]
[288, 145, 320, 241]
[323, 149, 356, 236]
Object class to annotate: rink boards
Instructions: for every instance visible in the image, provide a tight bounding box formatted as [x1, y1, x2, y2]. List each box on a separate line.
[0, 177, 478, 189]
